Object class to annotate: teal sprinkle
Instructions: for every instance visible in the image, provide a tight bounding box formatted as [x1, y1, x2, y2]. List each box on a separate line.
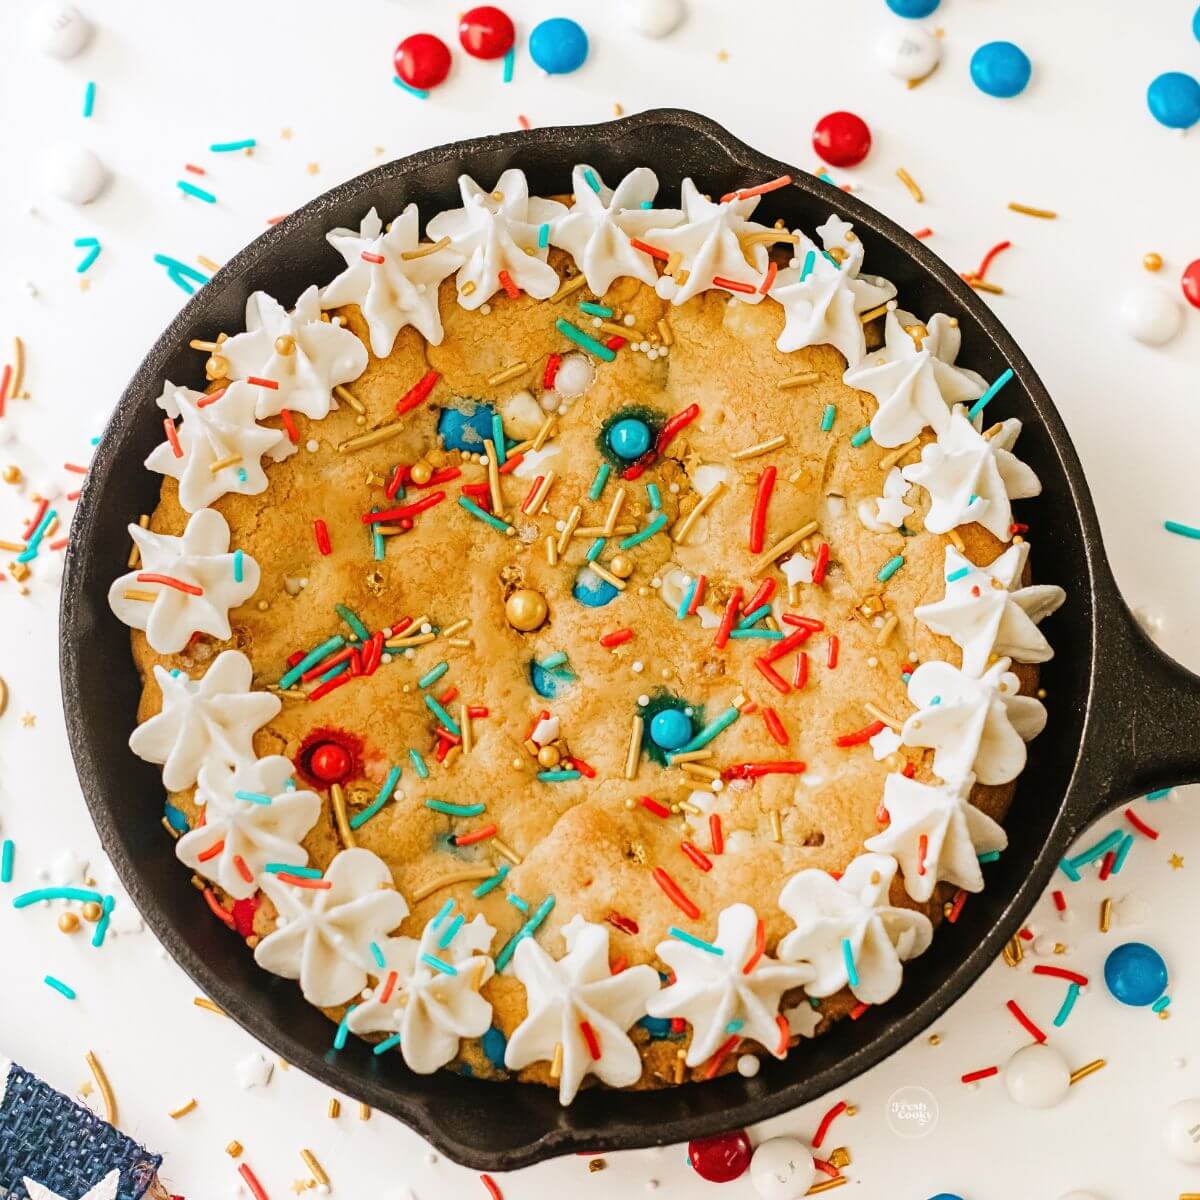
[335, 604, 370, 641]
[350, 766, 401, 830]
[425, 798, 485, 817]
[153, 253, 210, 295]
[234, 791, 273, 806]
[1152, 994, 1172, 1013]
[1164, 520, 1200, 540]
[842, 938, 859, 987]
[177, 179, 217, 204]
[421, 953, 458, 976]
[725, 1019, 745, 1034]
[1068, 829, 1124, 869]
[502, 46, 514, 83]
[285, 779, 296, 790]
[280, 635, 344, 689]
[540, 651, 568, 670]
[554, 318, 616, 362]
[316, 660, 350, 686]
[537, 769, 581, 782]
[1111, 831, 1135, 875]
[677, 577, 700, 619]
[0, 840, 12, 883]
[588, 462, 611, 500]
[799, 250, 816, 281]
[409, 749, 429, 778]
[619, 513, 668, 549]
[431, 899, 455, 928]
[678, 706, 739, 753]
[945, 566, 971, 583]
[74, 238, 101, 273]
[91, 895, 114, 948]
[668, 927, 723, 955]
[1057, 857, 1082, 882]
[418, 661, 449, 689]
[495, 896, 556, 972]
[507, 893, 530, 913]
[821, 404, 836, 432]
[13, 887, 103, 909]
[264, 863, 322, 878]
[851, 425, 873, 448]
[977, 850, 1001, 864]
[393, 76, 429, 98]
[817, 169, 838, 186]
[1053, 981, 1081, 1027]
[966, 367, 1015, 421]
[1147, 788, 1172, 801]
[373, 521, 385, 561]
[538, 223, 549, 249]
[877, 555, 905, 583]
[44, 976, 76, 1000]
[373, 1033, 403, 1055]
[582, 167, 602, 193]
[238, 468, 247, 483]
[82, 81, 95, 118]
[438, 913, 465, 949]
[209, 138, 256, 151]
[579, 301, 614, 318]
[473, 865, 510, 897]
[333, 1005, 357, 1050]
[233, 549, 244, 583]
[647, 483, 662, 511]
[727, 628, 783, 640]
[18, 509, 57, 561]
[821, 250, 842, 270]
[369, 941, 386, 968]
[640, 200, 653, 208]
[586, 537, 606, 563]
[737, 603, 771, 629]
[492, 413, 506, 464]
[458, 495, 513, 534]
[424, 693, 461, 734]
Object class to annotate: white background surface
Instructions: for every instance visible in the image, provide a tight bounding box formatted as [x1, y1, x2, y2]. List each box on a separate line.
[1, 1, 1199, 1197]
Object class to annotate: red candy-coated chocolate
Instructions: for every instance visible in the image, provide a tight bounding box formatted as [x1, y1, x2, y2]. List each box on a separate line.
[812, 110, 872, 168]
[1182, 258, 1200, 310]
[394, 32, 452, 90]
[307, 741, 352, 784]
[459, 6, 515, 59]
[688, 1129, 753, 1183]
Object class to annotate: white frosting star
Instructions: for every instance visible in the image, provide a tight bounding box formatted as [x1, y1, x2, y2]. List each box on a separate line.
[129, 649, 280, 791]
[900, 657, 1047, 786]
[781, 552, 816, 586]
[865, 773, 1007, 903]
[107, 508, 260, 654]
[844, 308, 987, 447]
[644, 178, 771, 306]
[647, 903, 813, 1067]
[176, 756, 320, 900]
[510, 442, 560, 479]
[24, 1171, 120, 1200]
[770, 216, 896, 366]
[777, 853, 932, 1004]
[220, 285, 368, 420]
[504, 915, 660, 1105]
[146, 380, 294, 514]
[255, 847, 409, 1007]
[915, 544, 1065, 677]
[547, 164, 683, 295]
[858, 466, 914, 532]
[902, 406, 1042, 542]
[426, 169, 566, 311]
[320, 205, 462, 355]
[347, 907, 496, 1075]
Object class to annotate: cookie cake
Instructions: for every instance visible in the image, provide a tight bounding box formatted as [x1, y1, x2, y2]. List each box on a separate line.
[107, 163, 1065, 1104]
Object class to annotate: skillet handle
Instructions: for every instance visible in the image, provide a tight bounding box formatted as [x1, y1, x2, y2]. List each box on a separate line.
[1067, 573, 1200, 835]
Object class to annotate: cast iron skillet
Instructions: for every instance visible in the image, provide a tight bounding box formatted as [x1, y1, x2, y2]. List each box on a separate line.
[60, 109, 1200, 1170]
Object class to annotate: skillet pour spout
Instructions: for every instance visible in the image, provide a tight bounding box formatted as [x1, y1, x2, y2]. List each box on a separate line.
[59, 109, 1200, 1170]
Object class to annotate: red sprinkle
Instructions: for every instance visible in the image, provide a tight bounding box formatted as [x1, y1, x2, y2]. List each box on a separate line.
[360, 251, 385, 264]
[1005, 999, 1047, 1043]
[724, 761, 806, 779]
[570, 757, 596, 779]
[1098, 849, 1116, 881]
[714, 587, 743, 650]
[680, 840, 714, 872]
[744, 578, 776, 614]
[973, 239, 1011, 281]
[396, 369, 440, 415]
[655, 403, 700, 457]
[543, 352, 562, 390]
[480, 1176, 503, 1200]
[1124, 807, 1159, 839]
[521, 475, 545, 513]
[782, 614, 825, 631]
[812, 542, 831, 585]
[498, 452, 525, 475]
[232, 854, 254, 884]
[607, 911, 639, 936]
[812, 1099, 847, 1149]
[197, 839, 225, 862]
[1033, 965, 1089, 986]
[454, 824, 497, 847]
[834, 720, 885, 748]
[1052, 890, 1067, 912]
[917, 834, 929, 876]
[637, 795, 671, 819]
[709, 813, 724, 855]
[763, 624, 814, 663]
[238, 1164, 271, 1200]
[137, 572, 203, 596]
[202, 888, 236, 928]
[599, 628, 634, 649]
[579, 1019, 602, 1060]
[849, 1001, 870, 1020]
[749, 465, 776, 554]
[307, 672, 352, 703]
[759, 260, 778, 295]
[762, 707, 789, 745]
[946, 888, 968, 924]
[162, 419, 184, 457]
[629, 237, 669, 262]
[754, 657, 791, 695]
[743, 918, 766, 975]
[813, 1158, 841, 1180]
[827, 634, 840, 669]
[313, 519, 332, 555]
[22, 499, 48, 542]
[687, 574, 707, 614]
[652, 866, 700, 919]
[276, 873, 333, 889]
[246, 376, 278, 389]
[793, 651, 809, 689]
[379, 970, 398, 1004]
[961, 1065, 999, 1084]
[364, 492, 445, 523]
[279, 408, 299, 444]
[912, 227, 934, 239]
[712, 275, 756, 295]
[497, 269, 520, 300]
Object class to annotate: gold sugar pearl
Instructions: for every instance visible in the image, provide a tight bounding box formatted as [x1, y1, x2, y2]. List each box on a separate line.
[1143, 252, 1163, 272]
[410, 461, 434, 486]
[536, 745, 561, 769]
[505, 588, 548, 632]
[2, 466, 21, 485]
[58, 912, 81, 934]
[274, 334, 296, 355]
[81, 901, 103, 922]
[205, 354, 229, 380]
[609, 554, 634, 579]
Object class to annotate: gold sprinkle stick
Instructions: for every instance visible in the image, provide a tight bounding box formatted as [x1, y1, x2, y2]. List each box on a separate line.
[331, 783, 356, 848]
[749, 522, 818, 576]
[1068, 1058, 1106, 1085]
[301, 1149, 331, 1188]
[168, 1098, 197, 1119]
[624, 715, 643, 780]
[484, 438, 504, 513]
[409, 866, 496, 903]
[671, 480, 727, 545]
[731, 434, 787, 461]
[86, 1051, 117, 1126]
[896, 167, 924, 202]
[338, 423, 404, 454]
[1008, 201, 1057, 219]
[401, 235, 451, 261]
[778, 372, 821, 390]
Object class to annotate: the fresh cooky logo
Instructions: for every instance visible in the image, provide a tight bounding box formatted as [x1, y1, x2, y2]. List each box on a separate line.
[886, 1085, 940, 1138]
